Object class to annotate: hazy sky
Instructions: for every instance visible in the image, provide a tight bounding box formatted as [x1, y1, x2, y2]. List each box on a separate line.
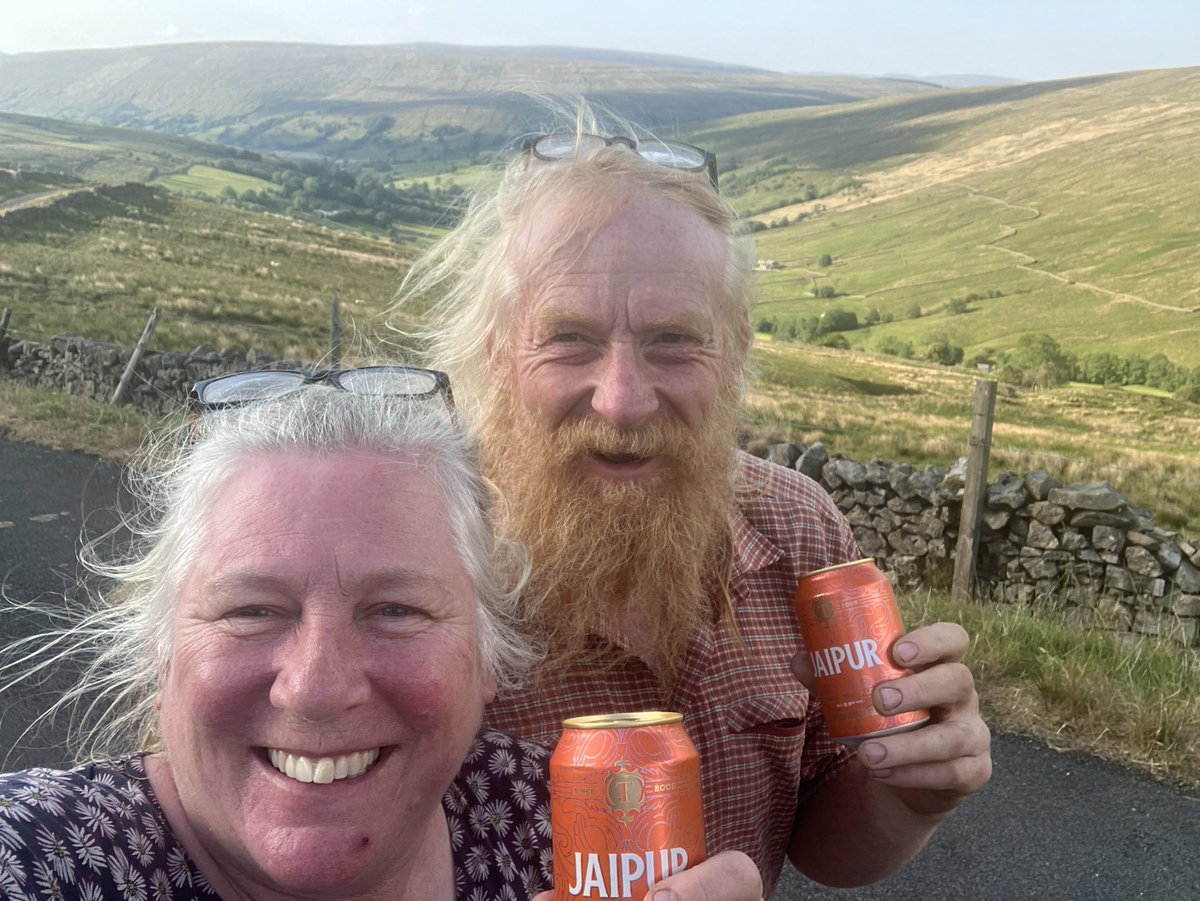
[2, 1, 1195, 83]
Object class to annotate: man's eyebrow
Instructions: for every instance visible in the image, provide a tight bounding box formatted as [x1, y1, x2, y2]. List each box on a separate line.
[643, 311, 711, 332]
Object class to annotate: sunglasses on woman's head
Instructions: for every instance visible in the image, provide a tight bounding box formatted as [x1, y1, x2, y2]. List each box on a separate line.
[188, 366, 454, 417]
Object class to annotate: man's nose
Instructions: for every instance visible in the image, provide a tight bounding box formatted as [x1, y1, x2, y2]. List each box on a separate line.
[589, 343, 659, 429]
[269, 616, 371, 721]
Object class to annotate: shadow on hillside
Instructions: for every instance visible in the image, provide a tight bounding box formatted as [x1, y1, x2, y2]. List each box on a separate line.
[709, 75, 1118, 171]
[839, 376, 912, 397]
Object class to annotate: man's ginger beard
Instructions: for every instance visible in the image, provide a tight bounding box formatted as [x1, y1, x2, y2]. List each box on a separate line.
[480, 386, 740, 682]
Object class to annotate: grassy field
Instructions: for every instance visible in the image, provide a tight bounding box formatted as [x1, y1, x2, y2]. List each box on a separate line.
[0, 184, 416, 362]
[154, 164, 281, 198]
[0, 111, 245, 184]
[904, 590, 1200, 791]
[745, 340, 1200, 537]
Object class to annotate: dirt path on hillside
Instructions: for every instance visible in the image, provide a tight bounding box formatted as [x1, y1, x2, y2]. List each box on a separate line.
[962, 185, 1200, 314]
[759, 95, 1200, 314]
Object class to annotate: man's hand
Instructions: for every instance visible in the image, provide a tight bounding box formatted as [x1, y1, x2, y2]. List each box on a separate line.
[787, 621, 991, 886]
[532, 849, 763, 901]
[794, 620, 992, 815]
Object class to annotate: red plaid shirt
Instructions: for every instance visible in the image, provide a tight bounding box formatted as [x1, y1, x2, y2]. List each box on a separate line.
[486, 452, 861, 897]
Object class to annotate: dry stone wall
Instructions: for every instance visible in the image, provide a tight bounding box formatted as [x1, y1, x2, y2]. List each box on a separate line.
[3, 333, 1196, 648]
[756, 440, 1199, 649]
[2, 334, 300, 417]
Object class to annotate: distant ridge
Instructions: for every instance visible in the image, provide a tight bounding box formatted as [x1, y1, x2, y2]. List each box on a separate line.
[922, 74, 1023, 88]
[396, 41, 774, 74]
[0, 41, 936, 161]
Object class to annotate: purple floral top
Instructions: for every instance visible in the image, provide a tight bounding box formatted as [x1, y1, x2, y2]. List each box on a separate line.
[0, 729, 553, 900]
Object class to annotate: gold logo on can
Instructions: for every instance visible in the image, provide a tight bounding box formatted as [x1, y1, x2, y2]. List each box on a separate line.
[813, 597, 836, 625]
[605, 761, 644, 822]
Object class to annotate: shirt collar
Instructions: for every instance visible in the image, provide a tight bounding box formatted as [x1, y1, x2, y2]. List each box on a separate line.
[730, 502, 783, 577]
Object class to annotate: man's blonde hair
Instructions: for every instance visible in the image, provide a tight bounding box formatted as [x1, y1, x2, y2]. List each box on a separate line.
[391, 104, 755, 429]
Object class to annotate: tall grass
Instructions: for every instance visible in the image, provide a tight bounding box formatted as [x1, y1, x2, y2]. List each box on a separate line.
[0, 382, 149, 463]
[902, 589, 1200, 791]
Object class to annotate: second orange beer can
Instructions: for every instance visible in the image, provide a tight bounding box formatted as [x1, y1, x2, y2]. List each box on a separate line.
[793, 559, 930, 746]
[550, 711, 706, 899]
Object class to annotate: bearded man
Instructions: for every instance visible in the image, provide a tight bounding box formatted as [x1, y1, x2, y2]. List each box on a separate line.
[394, 120, 992, 897]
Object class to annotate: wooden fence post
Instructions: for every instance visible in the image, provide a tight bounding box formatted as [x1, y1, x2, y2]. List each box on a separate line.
[952, 379, 998, 602]
[111, 307, 159, 406]
[329, 294, 341, 370]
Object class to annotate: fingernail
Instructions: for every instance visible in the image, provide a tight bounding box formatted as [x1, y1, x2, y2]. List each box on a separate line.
[650, 891, 680, 901]
[861, 742, 886, 764]
[879, 686, 903, 710]
[894, 641, 918, 664]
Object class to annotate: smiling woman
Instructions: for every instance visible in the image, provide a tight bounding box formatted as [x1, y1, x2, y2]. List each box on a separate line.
[0, 385, 552, 900]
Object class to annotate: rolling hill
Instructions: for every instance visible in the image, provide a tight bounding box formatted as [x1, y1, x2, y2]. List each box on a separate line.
[0, 42, 935, 162]
[691, 67, 1200, 368]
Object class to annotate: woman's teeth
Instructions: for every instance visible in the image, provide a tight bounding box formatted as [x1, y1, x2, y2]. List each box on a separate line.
[267, 748, 380, 784]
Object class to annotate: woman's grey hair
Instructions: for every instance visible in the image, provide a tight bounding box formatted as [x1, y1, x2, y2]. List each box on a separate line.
[2, 387, 535, 763]
[390, 100, 756, 431]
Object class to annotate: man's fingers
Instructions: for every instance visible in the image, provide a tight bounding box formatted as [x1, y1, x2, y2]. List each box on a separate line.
[642, 850, 763, 901]
[891, 621, 969, 668]
[874, 661, 977, 717]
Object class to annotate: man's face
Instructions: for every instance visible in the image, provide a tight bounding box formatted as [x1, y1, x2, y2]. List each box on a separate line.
[507, 191, 736, 483]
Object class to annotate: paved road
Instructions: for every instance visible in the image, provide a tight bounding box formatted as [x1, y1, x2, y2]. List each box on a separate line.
[2, 433, 1198, 899]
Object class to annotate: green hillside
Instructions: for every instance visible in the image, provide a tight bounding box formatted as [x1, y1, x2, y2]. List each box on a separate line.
[0, 111, 254, 183]
[698, 67, 1200, 368]
[0, 183, 411, 361]
[0, 111, 468, 238]
[0, 42, 934, 162]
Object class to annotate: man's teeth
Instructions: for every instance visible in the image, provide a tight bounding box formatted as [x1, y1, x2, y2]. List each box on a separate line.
[268, 748, 380, 784]
[599, 452, 640, 463]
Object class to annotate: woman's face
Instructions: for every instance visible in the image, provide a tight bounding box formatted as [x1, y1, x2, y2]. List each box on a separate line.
[154, 449, 493, 897]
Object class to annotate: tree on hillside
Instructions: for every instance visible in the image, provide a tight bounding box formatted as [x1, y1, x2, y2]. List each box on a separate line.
[1145, 353, 1181, 390]
[920, 334, 964, 366]
[818, 309, 858, 334]
[999, 333, 1073, 389]
[876, 335, 914, 358]
[1075, 351, 1125, 386]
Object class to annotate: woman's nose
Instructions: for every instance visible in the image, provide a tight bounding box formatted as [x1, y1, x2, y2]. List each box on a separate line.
[269, 616, 370, 721]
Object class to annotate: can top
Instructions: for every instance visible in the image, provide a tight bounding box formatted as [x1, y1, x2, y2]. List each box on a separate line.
[561, 711, 683, 730]
[799, 557, 877, 581]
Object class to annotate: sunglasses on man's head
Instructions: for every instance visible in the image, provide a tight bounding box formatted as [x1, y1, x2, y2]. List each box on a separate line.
[522, 133, 719, 189]
[188, 366, 454, 415]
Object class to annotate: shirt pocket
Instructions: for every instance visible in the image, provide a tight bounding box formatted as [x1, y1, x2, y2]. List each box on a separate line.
[724, 689, 811, 738]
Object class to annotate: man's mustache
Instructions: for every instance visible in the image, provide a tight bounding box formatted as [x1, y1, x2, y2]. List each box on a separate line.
[550, 418, 689, 463]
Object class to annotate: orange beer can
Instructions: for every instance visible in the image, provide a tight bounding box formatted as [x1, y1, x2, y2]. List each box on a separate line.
[793, 559, 930, 746]
[550, 711, 706, 899]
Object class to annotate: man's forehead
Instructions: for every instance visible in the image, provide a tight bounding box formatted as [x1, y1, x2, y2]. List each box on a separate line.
[514, 190, 726, 267]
